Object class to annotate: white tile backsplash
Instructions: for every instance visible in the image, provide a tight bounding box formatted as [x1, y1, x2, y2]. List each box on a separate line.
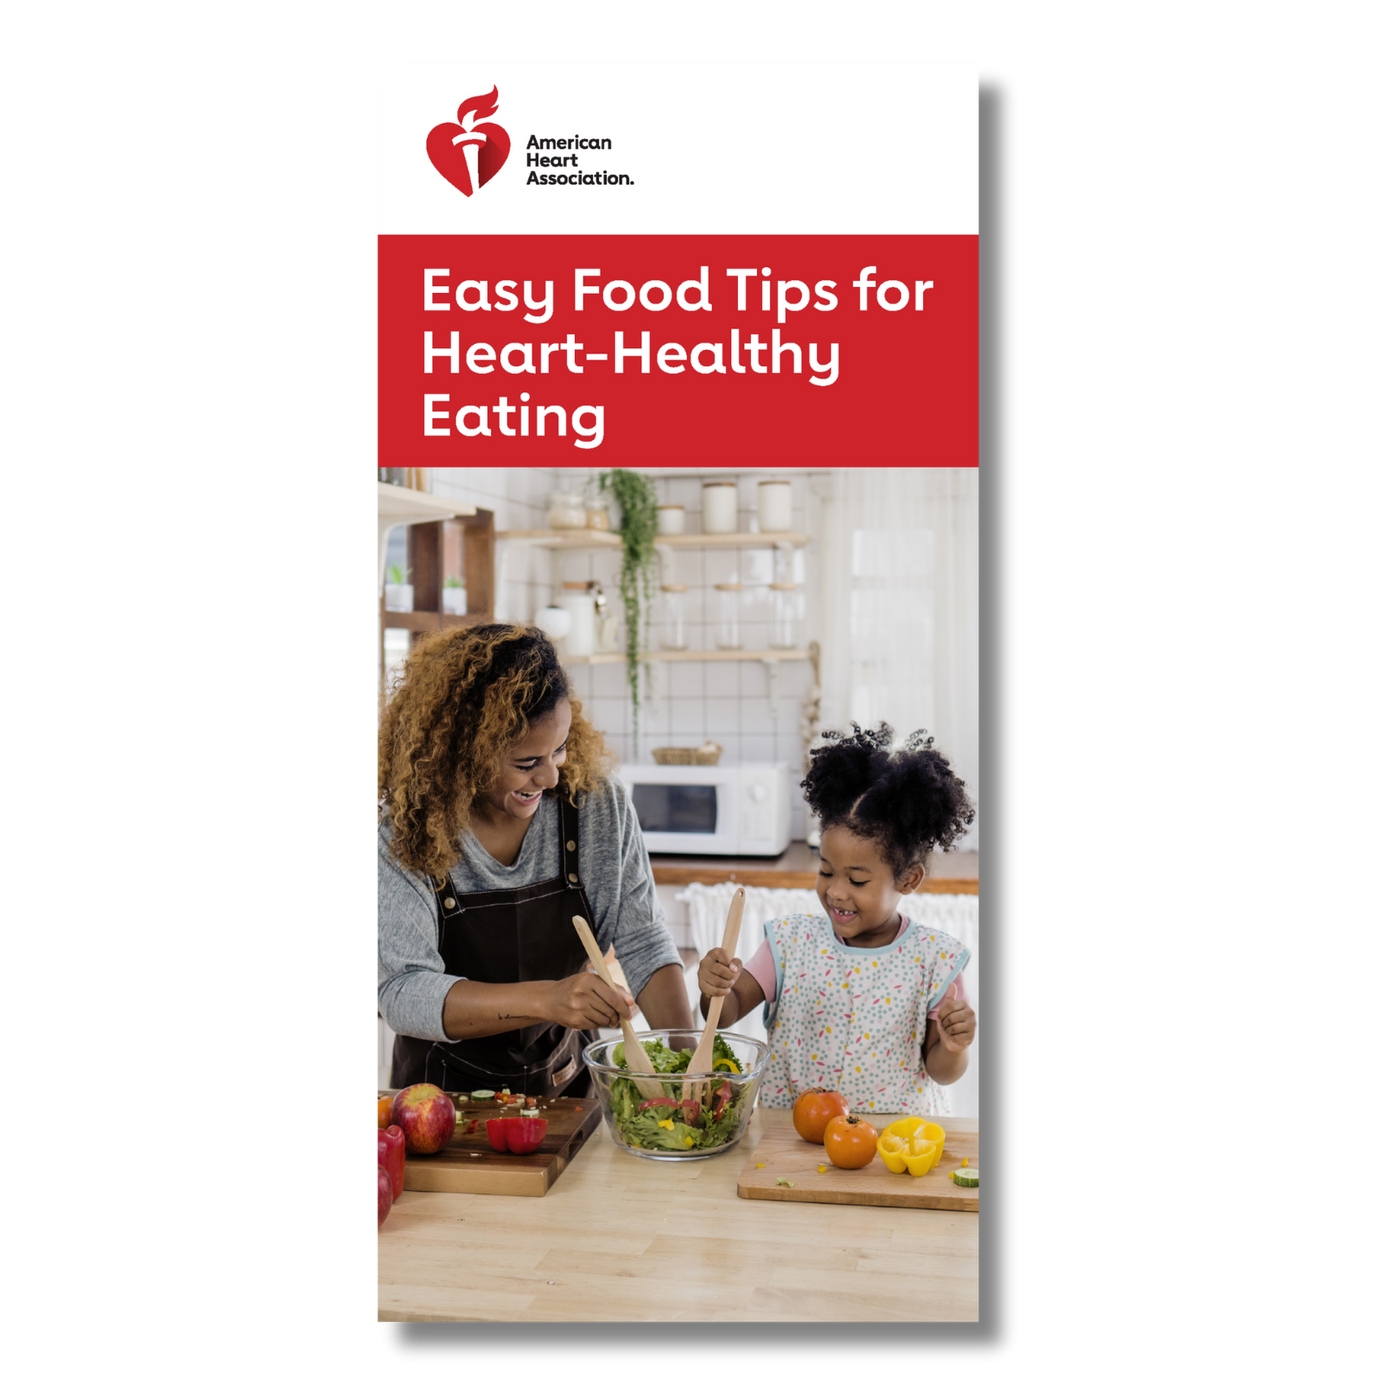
[706, 696, 741, 733]
[740, 732, 777, 763]
[670, 697, 705, 732]
[780, 662, 814, 700]
[739, 661, 769, 698]
[590, 663, 628, 700]
[590, 697, 628, 735]
[668, 661, 705, 698]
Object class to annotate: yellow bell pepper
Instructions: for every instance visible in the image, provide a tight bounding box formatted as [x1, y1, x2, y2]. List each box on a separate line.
[884, 1115, 925, 1139]
[713, 1058, 740, 1074]
[876, 1117, 946, 1175]
[877, 1133, 911, 1173]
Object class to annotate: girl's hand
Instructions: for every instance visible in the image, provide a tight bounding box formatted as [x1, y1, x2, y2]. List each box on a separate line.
[697, 948, 743, 1001]
[541, 970, 634, 1030]
[932, 998, 976, 1052]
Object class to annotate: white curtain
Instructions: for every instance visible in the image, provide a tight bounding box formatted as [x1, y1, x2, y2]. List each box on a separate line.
[819, 468, 979, 846]
[677, 882, 979, 1117]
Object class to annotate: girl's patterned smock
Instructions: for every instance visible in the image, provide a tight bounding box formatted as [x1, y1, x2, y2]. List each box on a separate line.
[755, 912, 971, 1115]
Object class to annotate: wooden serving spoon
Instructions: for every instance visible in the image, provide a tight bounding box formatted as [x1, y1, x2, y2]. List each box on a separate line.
[686, 886, 746, 1101]
[572, 915, 664, 1101]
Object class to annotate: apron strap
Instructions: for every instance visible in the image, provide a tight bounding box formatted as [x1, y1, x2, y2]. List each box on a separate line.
[558, 788, 583, 889]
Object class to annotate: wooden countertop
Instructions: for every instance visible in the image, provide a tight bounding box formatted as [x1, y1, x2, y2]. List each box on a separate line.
[378, 1108, 978, 1322]
[649, 841, 979, 895]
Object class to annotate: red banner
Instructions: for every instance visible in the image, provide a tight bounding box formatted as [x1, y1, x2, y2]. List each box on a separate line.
[379, 235, 977, 469]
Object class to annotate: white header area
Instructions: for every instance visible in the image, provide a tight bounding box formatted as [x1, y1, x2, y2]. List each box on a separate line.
[379, 63, 977, 234]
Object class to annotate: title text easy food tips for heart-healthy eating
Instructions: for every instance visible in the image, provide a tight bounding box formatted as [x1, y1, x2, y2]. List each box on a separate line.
[418, 265, 938, 450]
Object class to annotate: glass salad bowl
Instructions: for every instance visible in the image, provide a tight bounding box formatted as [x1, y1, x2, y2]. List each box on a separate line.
[583, 1028, 770, 1161]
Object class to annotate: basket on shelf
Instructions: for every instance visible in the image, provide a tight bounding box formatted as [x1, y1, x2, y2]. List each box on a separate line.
[651, 742, 723, 766]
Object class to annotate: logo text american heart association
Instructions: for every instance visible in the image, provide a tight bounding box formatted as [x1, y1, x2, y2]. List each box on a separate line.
[426, 86, 511, 198]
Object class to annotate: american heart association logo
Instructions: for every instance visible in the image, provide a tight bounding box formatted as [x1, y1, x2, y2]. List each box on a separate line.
[426, 86, 511, 198]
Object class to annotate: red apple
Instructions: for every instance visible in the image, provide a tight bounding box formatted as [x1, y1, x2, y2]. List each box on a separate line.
[391, 1082, 457, 1155]
[378, 1166, 391, 1227]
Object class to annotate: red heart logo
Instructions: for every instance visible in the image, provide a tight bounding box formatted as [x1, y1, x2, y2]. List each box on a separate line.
[427, 87, 511, 198]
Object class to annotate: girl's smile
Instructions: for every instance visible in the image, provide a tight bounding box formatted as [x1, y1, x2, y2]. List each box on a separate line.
[816, 824, 924, 947]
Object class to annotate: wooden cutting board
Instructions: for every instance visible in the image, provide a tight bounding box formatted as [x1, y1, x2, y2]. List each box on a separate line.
[399, 1096, 602, 1198]
[736, 1119, 979, 1211]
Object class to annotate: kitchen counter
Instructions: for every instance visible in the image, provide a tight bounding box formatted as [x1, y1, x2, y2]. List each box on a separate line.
[378, 1108, 978, 1322]
[649, 841, 979, 894]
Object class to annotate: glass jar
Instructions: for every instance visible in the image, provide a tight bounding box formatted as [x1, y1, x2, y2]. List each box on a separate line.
[714, 583, 743, 649]
[702, 481, 738, 534]
[584, 493, 611, 531]
[547, 491, 587, 529]
[768, 582, 800, 649]
[757, 479, 793, 532]
[658, 584, 688, 650]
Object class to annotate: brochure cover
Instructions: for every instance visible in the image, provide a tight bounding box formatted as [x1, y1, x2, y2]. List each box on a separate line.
[377, 65, 976, 468]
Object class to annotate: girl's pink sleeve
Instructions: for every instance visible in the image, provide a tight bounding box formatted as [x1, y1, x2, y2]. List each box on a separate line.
[927, 973, 967, 1023]
[745, 940, 778, 1003]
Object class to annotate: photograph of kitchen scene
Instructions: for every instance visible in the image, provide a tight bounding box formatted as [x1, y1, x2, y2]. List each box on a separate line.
[377, 467, 979, 1323]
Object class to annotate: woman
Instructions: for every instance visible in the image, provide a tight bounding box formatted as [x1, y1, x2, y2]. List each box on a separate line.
[378, 623, 693, 1095]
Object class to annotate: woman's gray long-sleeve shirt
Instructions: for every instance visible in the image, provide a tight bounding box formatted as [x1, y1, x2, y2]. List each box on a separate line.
[378, 777, 682, 1042]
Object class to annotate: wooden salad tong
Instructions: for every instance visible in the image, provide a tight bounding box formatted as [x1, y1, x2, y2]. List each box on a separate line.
[572, 915, 663, 1100]
[687, 886, 746, 1102]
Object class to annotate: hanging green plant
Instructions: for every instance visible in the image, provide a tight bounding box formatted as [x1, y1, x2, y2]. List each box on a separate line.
[594, 469, 658, 756]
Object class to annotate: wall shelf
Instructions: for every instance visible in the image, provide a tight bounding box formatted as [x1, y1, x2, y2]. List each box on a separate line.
[562, 649, 812, 664]
[563, 643, 818, 717]
[496, 529, 809, 550]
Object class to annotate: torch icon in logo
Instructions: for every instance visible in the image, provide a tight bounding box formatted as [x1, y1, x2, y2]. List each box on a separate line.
[426, 87, 512, 198]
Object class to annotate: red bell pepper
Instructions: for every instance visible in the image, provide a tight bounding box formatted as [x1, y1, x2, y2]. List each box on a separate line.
[638, 1096, 703, 1126]
[378, 1125, 406, 1200]
[506, 1116, 548, 1154]
[485, 1114, 549, 1154]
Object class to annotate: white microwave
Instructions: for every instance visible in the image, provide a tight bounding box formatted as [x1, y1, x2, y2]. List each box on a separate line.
[618, 763, 792, 857]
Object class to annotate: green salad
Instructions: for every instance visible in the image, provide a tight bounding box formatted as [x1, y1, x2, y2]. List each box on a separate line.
[607, 1035, 752, 1153]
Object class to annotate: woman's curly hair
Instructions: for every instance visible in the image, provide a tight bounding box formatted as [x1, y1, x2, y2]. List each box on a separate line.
[800, 722, 974, 876]
[378, 623, 612, 882]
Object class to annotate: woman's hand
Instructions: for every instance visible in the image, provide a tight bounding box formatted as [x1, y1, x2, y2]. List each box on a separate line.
[541, 969, 635, 1030]
[932, 998, 976, 1052]
[697, 948, 743, 1001]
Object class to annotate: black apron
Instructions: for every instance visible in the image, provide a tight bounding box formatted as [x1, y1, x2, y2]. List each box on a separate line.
[390, 792, 601, 1096]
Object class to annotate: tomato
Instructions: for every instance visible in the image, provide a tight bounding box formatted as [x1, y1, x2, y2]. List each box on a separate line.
[792, 1089, 849, 1144]
[823, 1114, 878, 1169]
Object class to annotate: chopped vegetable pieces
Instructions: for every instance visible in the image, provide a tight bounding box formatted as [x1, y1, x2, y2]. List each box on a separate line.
[952, 1166, 978, 1187]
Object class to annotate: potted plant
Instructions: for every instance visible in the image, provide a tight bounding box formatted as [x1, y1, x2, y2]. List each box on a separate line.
[442, 575, 467, 616]
[384, 563, 414, 613]
[595, 470, 659, 754]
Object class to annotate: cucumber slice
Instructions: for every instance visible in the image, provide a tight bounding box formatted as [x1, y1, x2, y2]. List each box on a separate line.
[470, 1090, 495, 1100]
[951, 1166, 979, 1187]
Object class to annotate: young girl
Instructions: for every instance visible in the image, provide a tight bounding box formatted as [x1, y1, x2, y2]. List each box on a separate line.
[697, 723, 976, 1116]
